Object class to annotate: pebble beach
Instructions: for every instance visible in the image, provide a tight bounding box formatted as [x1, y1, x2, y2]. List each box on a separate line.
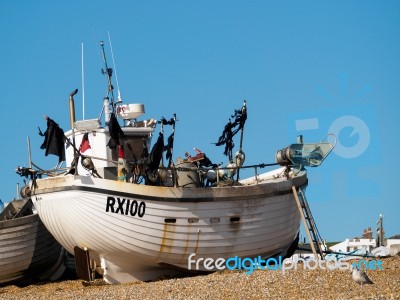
[1, 256, 399, 300]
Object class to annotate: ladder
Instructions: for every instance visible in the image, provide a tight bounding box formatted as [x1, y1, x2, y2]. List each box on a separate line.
[292, 186, 325, 259]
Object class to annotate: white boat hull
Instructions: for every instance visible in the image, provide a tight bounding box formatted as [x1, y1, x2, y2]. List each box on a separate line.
[0, 206, 66, 285]
[31, 168, 307, 283]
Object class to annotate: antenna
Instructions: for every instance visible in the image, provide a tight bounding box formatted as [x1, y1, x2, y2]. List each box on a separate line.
[108, 31, 122, 103]
[81, 42, 85, 120]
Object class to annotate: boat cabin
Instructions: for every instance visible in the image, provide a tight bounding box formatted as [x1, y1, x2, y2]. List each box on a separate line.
[65, 103, 157, 181]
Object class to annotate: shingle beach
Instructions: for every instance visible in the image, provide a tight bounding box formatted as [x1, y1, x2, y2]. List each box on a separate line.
[1, 256, 399, 300]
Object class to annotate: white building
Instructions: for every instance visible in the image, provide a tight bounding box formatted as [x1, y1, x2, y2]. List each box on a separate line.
[387, 239, 400, 256]
[329, 238, 376, 253]
[329, 238, 400, 256]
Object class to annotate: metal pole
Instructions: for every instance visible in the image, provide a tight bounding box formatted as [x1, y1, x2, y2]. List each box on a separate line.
[69, 89, 79, 174]
[236, 101, 246, 181]
[379, 214, 384, 246]
[169, 114, 177, 167]
[27, 136, 32, 169]
[69, 89, 78, 129]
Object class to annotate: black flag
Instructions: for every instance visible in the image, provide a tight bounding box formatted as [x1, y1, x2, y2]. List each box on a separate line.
[215, 119, 235, 157]
[165, 132, 174, 162]
[148, 132, 164, 170]
[107, 112, 125, 149]
[215, 101, 247, 159]
[39, 117, 65, 163]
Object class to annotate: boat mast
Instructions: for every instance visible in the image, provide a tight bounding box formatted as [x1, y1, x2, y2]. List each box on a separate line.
[100, 41, 115, 112]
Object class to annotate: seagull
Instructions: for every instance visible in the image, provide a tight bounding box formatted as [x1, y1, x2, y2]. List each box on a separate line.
[352, 266, 374, 286]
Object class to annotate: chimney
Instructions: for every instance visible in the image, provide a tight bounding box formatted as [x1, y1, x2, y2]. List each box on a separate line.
[362, 227, 373, 239]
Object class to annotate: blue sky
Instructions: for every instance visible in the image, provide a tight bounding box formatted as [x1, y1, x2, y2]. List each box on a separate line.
[1, 1, 399, 242]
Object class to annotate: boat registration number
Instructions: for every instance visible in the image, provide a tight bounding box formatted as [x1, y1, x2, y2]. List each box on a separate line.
[106, 196, 146, 218]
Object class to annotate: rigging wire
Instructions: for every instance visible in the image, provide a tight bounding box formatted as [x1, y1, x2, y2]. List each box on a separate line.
[91, 25, 103, 67]
[108, 30, 122, 103]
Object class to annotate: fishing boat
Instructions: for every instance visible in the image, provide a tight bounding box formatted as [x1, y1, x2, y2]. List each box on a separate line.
[0, 198, 67, 285]
[16, 41, 335, 284]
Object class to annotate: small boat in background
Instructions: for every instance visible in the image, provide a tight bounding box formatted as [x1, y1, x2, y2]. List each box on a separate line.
[0, 198, 67, 286]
